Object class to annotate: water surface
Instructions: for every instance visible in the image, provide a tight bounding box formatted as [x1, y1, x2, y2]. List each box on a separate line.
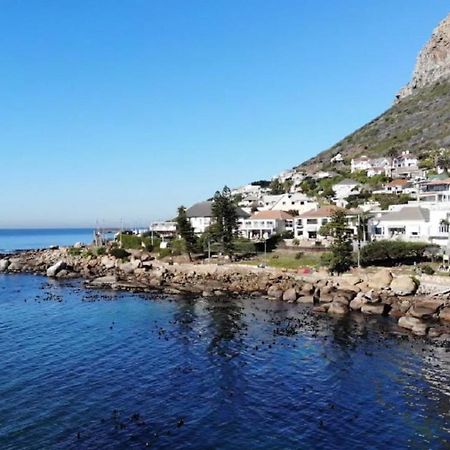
[0, 274, 449, 449]
[0, 228, 94, 252]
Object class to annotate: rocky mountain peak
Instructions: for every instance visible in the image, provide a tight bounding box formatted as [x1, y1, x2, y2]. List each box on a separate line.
[396, 13, 450, 101]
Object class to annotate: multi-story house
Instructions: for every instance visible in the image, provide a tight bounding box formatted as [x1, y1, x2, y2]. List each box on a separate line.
[240, 211, 293, 240]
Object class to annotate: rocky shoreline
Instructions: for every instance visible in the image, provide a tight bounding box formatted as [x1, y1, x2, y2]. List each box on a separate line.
[1, 247, 450, 340]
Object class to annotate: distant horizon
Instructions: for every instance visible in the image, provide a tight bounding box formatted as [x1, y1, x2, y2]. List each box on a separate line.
[1, 1, 448, 227]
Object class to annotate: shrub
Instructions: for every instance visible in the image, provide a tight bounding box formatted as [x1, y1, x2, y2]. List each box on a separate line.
[294, 251, 304, 260]
[109, 248, 130, 259]
[233, 238, 256, 255]
[320, 252, 333, 267]
[96, 247, 107, 256]
[118, 233, 154, 251]
[420, 264, 435, 275]
[360, 240, 437, 266]
[68, 247, 82, 256]
[158, 248, 172, 259]
[292, 238, 300, 246]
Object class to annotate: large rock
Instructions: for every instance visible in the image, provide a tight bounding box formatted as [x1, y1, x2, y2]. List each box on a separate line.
[398, 316, 429, 335]
[368, 270, 393, 290]
[390, 276, 417, 296]
[283, 288, 298, 303]
[0, 259, 10, 272]
[361, 303, 386, 315]
[101, 256, 116, 269]
[267, 285, 283, 300]
[328, 301, 349, 315]
[47, 260, 67, 277]
[408, 298, 444, 319]
[439, 307, 450, 323]
[297, 295, 315, 304]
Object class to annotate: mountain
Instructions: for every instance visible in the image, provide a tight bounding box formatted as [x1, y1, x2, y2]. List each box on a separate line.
[299, 13, 450, 172]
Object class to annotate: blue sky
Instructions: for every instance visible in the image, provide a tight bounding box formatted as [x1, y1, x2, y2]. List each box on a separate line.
[1, 0, 448, 227]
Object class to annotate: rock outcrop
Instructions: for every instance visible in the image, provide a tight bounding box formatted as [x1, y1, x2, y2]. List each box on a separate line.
[397, 14, 450, 100]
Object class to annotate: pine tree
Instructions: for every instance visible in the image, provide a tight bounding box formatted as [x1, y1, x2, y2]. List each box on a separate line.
[211, 186, 239, 256]
[327, 209, 354, 274]
[175, 206, 197, 261]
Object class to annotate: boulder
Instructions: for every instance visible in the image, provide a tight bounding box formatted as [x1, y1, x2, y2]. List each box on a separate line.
[408, 298, 444, 319]
[398, 316, 428, 335]
[390, 276, 417, 296]
[283, 288, 298, 303]
[47, 261, 67, 277]
[339, 274, 361, 286]
[328, 301, 349, 315]
[439, 307, 450, 323]
[368, 269, 393, 290]
[361, 303, 386, 315]
[0, 259, 10, 272]
[297, 295, 315, 304]
[349, 297, 365, 311]
[267, 285, 284, 300]
[300, 283, 314, 295]
[101, 256, 116, 269]
[8, 259, 24, 272]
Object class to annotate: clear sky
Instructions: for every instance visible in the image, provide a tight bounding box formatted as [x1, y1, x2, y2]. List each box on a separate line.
[1, 0, 448, 228]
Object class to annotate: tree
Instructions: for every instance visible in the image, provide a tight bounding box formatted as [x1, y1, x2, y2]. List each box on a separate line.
[269, 178, 285, 195]
[211, 186, 239, 256]
[324, 210, 354, 274]
[175, 206, 197, 261]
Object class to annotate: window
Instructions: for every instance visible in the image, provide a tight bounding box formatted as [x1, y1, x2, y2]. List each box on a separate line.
[307, 219, 318, 224]
[308, 231, 317, 239]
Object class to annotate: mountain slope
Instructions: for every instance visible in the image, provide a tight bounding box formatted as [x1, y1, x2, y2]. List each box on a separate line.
[299, 79, 450, 171]
[299, 12, 450, 172]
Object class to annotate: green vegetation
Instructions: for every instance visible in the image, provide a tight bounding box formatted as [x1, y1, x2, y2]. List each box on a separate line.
[360, 240, 437, 266]
[371, 193, 413, 210]
[109, 247, 130, 259]
[118, 233, 154, 251]
[175, 205, 197, 261]
[324, 210, 354, 274]
[68, 247, 82, 256]
[211, 186, 240, 256]
[243, 252, 323, 270]
[95, 247, 107, 256]
[269, 177, 292, 194]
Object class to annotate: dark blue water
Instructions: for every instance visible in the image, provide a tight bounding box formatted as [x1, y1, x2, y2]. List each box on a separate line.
[0, 274, 449, 449]
[0, 229, 94, 252]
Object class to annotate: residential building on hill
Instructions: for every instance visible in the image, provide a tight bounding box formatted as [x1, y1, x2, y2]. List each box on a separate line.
[186, 201, 249, 234]
[240, 210, 293, 240]
[294, 206, 361, 241]
[368, 203, 450, 248]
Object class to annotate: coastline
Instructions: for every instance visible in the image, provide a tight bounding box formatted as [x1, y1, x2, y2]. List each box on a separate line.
[1, 247, 450, 341]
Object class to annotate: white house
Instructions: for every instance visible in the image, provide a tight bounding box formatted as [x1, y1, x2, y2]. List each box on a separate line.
[149, 221, 178, 239]
[368, 204, 450, 248]
[294, 206, 360, 241]
[269, 193, 318, 214]
[366, 157, 392, 177]
[380, 179, 415, 194]
[332, 179, 361, 199]
[240, 210, 293, 240]
[186, 201, 249, 234]
[393, 151, 418, 169]
[418, 178, 450, 202]
[351, 156, 372, 173]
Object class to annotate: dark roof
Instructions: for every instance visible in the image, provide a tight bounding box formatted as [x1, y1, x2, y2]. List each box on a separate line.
[186, 201, 249, 218]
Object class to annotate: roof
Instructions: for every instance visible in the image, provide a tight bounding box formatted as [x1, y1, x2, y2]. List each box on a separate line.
[386, 179, 410, 187]
[334, 179, 360, 186]
[186, 201, 249, 218]
[249, 210, 293, 220]
[381, 206, 430, 222]
[425, 178, 450, 185]
[297, 206, 340, 218]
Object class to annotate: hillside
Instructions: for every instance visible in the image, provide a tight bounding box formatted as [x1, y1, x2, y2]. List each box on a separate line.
[299, 12, 450, 172]
[299, 79, 450, 171]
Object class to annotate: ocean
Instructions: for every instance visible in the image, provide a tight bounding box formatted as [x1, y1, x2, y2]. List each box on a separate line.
[0, 274, 449, 449]
[0, 228, 94, 253]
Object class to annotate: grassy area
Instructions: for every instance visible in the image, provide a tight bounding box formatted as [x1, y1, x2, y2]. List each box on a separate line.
[242, 252, 324, 270]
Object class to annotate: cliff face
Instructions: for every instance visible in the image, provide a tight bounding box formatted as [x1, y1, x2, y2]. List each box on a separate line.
[397, 14, 450, 100]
